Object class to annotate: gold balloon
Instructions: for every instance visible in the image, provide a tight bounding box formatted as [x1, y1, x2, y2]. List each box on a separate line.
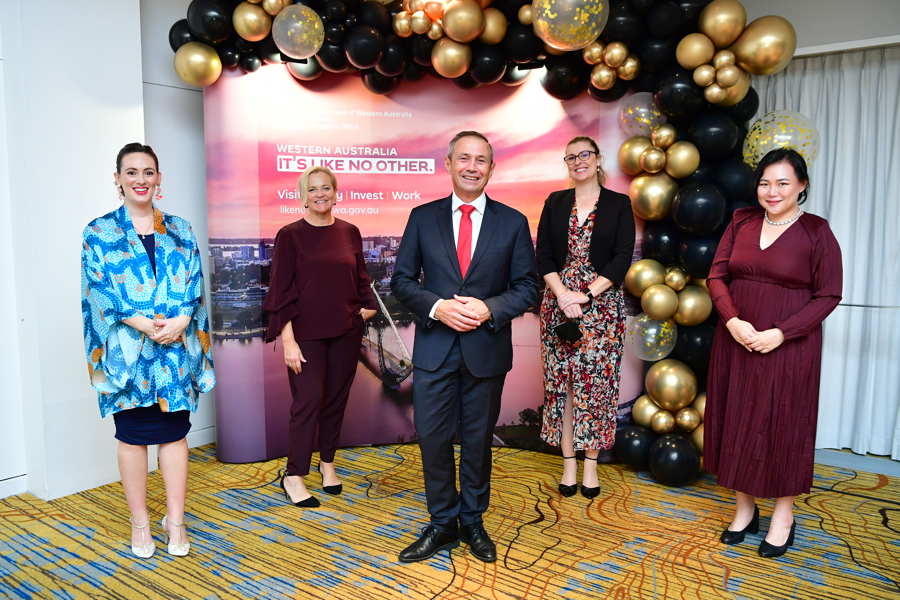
[651, 124, 677, 150]
[617, 55, 640, 80]
[692, 423, 704, 452]
[393, 12, 413, 37]
[704, 83, 727, 104]
[645, 359, 697, 412]
[431, 37, 472, 78]
[174, 42, 222, 87]
[699, 0, 746, 48]
[262, 0, 288, 16]
[676, 407, 701, 432]
[693, 392, 706, 421]
[731, 15, 796, 76]
[532, 0, 610, 52]
[443, 0, 485, 43]
[664, 141, 700, 179]
[428, 21, 444, 40]
[582, 41, 605, 65]
[719, 67, 750, 106]
[674, 285, 712, 326]
[628, 172, 678, 221]
[411, 10, 431, 34]
[590, 64, 617, 90]
[424, 0, 444, 20]
[712, 49, 735, 69]
[247, 0, 262, 3]
[676, 33, 715, 69]
[651, 410, 676, 434]
[479, 8, 507, 44]
[603, 42, 629, 69]
[618, 136, 653, 176]
[478, 0, 493, 7]
[407, 0, 426, 12]
[664, 266, 689, 291]
[518, 4, 533, 25]
[639, 147, 666, 174]
[716, 64, 741, 88]
[234, 2, 273, 42]
[633, 394, 661, 428]
[692, 64, 716, 87]
[624, 259, 666, 298]
[641, 284, 679, 321]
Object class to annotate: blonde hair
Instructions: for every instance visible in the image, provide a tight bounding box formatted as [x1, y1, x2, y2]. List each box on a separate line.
[298, 166, 337, 207]
[566, 136, 606, 186]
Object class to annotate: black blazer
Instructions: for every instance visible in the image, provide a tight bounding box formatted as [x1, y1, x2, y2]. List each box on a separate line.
[390, 195, 539, 377]
[535, 186, 635, 285]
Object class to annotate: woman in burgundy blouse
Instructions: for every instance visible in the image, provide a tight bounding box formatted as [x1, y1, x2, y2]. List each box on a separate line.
[263, 166, 378, 507]
[704, 148, 842, 558]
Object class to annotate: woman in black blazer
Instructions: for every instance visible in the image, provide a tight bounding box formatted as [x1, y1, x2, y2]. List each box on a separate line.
[535, 136, 635, 498]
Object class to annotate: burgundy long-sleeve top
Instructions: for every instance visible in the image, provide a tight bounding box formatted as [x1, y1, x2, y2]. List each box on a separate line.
[263, 218, 378, 342]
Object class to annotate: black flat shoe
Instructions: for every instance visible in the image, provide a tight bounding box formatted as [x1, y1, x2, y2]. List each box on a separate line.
[318, 463, 343, 495]
[279, 471, 320, 508]
[758, 521, 795, 558]
[580, 456, 600, 499]
[398, 525, 459, 563]
[460, 522, 497, 563]
[719, 505, 759, 545]
[558, 455, 578, 497]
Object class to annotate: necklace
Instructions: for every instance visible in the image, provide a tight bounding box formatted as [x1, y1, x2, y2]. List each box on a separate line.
[765, 209, 803, 226]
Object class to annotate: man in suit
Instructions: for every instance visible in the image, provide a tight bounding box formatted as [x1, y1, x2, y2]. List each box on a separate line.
[391, 131, 539, 563]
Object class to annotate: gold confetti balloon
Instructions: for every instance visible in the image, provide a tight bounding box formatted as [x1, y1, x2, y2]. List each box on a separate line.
[618, 91, 667, 137]
[627, 314, 677, 361]
[271, 4, 324, 59]
[624, 259, 666, 297]
[645, 359, 697, 412]
[532, 0, 610, 52]
[743, 111, 820, 168]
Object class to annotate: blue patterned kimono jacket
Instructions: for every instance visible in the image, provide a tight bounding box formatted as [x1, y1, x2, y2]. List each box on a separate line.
[81, 205, 216, 417]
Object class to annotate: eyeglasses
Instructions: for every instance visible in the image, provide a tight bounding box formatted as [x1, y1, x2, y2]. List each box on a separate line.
[563, 150, 598, 164]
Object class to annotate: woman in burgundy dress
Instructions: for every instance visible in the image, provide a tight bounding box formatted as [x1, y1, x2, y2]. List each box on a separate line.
[705, 149, 842, 558]
[263, 166, 378, 507]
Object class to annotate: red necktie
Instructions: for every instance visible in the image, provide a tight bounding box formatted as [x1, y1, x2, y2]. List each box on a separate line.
[457, 204, 475, 277]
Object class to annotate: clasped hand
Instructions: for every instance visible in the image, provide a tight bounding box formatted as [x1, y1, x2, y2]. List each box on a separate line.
[435, 295, 491, 332]
[128, 314, 190, 345]
[725, 317, 784, 353]
[556, 289, 589, 319]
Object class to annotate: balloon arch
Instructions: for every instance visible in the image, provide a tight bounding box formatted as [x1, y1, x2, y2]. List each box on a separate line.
[169, 0, 821, 487]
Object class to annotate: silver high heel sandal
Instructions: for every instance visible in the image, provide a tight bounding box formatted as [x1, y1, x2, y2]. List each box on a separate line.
[130, 518, 155, 558]
[160, 516, 190, 556]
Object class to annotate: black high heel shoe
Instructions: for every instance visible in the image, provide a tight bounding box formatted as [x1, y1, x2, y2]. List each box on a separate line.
[580, 456, 600, 499]
[279, 470, 320, 508]
[558, 456, 578, 497]
[719, 505, 759, 545]
[318, 463, 343, 496]
[758, 521, 795, 558]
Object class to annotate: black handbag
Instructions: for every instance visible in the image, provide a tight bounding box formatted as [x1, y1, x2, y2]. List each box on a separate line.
[553, 320, 582, 342]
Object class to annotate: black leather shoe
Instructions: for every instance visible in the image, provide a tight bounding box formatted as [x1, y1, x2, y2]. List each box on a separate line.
[460, 523, 497, 563]
[279, 471, 320, 508]
[719, 505, 759, 545]
[318, 463, 342, 495]
[398, 525, 459, 563]
[580, 457, 600, 499]
[558, 456, 578, 497]
[758, 521, 795, 558]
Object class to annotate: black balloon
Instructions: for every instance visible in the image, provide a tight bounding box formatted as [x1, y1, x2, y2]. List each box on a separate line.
[323, 0, 348, 23]
[714, 156, 756, 208]
[344, 26, 383, 69]
[256, 36, 283, 64]
[588, 77, 629, 101]
[376, 37, 407, 77]
[689, 111, 740, 160]
[344, 13, 358, 28]
[724, 86, 759, 124]
[637, 37, 676, 73]
[681, 161, 716, 186]
[325, 22, 347, 43]
[541, 57, 589, 100]
[217, 43, 240, 68]
[643, 219, 681, 264]
[649, 434, 701, 487]
[503, 24, 543, 64]
[647, 1, 684, 38]
[186, 0, 234, 45]
[403, 61, 426, 81]
[679, 235, 718, 278]
[411, 35, 435, 67]
[239, 52, 262, 73]
[614, 426, 658, 471]
[629, 0, 656, 13]
[469, 45, 507, 85]
[358, 0, 391, 31]
[362, 69, 399, 94]
[168, 19, 195, 52]
[673, 182, 727, 235]
[671, 319, 715, 374]
[678, 0, 712, 27]
[603, 1, 645, 46]
[628, 69, 661, 93]
[453, 73, 481, 89]
[655, 69, 704, 120]
[492, 0, 528, 21]
[286, 57, 324, 80]
[317, 41, 351, 72]
[501, 63, 531, 86]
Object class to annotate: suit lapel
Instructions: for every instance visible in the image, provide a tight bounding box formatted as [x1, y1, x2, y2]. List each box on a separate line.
[435, 196, 462, 281]
[464, 197, 497, 281]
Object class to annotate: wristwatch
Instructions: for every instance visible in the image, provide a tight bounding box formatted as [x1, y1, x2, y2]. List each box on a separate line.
[585, 290, 595, 302]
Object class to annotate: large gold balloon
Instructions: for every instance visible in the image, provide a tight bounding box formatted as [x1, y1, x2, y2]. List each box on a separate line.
[431, 37, 472, 78]
[699, 0, 746, 48]
[665, 141, 700, 179]
[639, 147, 666, 174]
[582, 41, 605, 64]
[393, 12, 413, 37]
[411, 10, 431, 34]
[603, 42, 629, 69]
[271, 4, 324, 59]
[692, 423, 704, 452]
[674, 285, 712, 326]
[262, 0, 289, 16]
[704, 83, 727, 104]
[651, 410, 676, 434]
[641, 284, 679, 320]
[651, 124, 677, 150]
[731, 15, 796, 76]
[532, 0, 609, 52]
[590, 64, 617, 90]
[633, 394, 661, 428]
[629, 172, 678, 221]
[692, 392, 706, 421]
[676, 33, 715, 69]
[719, 67, 750, 105]
[618, 136, 653, 176]
[174, 42, 222, 87]
[518, 4, 533, 25]
[479, 8, 507, 44]
[664, 266, 689, 291]
[716, 64, 741, 88]
[234, 2, 273, 42]
[442, 0, 485, 43]
[693, 64, 716, 87]
[624, 259, 666, 297]
[645, 359, 697, 412]
[675, 407, 701, 432]
[617, 56, 640, 80]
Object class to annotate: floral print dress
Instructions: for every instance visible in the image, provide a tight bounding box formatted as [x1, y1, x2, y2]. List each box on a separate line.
[539, 203, 626, 450]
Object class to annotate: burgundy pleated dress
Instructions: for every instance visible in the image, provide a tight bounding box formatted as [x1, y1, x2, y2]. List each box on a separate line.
[704, 207, 842, 498]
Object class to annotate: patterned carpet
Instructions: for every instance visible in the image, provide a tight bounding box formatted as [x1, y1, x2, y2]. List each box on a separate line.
[1, 444, 897, 600]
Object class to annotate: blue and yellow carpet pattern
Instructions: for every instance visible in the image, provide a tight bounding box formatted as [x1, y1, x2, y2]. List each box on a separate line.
[1, 444, 897, 599]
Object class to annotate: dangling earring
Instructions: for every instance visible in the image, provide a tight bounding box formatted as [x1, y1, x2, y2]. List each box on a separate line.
[155, 185, 163, 201]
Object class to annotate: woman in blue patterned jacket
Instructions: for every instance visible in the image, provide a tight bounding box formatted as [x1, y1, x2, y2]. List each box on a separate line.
[81, 143, 215, 559]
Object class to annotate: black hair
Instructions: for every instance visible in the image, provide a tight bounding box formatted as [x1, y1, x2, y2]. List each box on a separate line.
[754, 148, 809, 205]
[116, 142, 159, 172]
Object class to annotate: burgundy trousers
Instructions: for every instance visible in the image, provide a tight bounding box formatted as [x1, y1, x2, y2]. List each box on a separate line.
[286, 321, 363, 476]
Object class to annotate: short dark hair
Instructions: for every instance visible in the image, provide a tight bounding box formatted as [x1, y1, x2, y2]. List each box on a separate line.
[116, 142, 159, 172]
[447, 131, 493, 162]
[754, 148, 809, 205]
